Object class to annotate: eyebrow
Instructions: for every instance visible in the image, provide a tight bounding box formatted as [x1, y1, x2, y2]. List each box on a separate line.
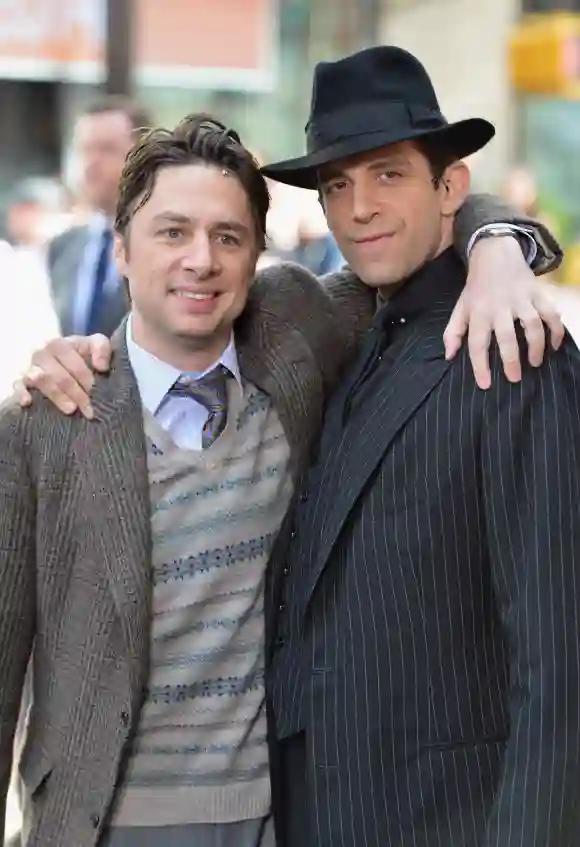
[319, 156, 412, 182]
[367, 156, 411, 171]
[152, 212, 191, 225]
[152, 212, 251, 235]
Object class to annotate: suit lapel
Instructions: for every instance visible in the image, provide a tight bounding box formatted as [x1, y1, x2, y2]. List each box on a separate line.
[76, 324, 152, 688]
[301, 316, 453, 616]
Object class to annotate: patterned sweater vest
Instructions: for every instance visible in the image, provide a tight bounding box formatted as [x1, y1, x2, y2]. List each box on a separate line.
[111, 379, 293, 826]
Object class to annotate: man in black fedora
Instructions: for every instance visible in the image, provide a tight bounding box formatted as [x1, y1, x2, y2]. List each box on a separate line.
[264, 46, 580, 846]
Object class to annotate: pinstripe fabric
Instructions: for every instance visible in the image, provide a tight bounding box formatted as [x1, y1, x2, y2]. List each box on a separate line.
[268, 251, 580, 847]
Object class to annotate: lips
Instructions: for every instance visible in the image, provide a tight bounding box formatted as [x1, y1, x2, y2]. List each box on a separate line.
[353, 233, 395, 245]
[170, 288, 221, 314]
[172, 290, 217, 301]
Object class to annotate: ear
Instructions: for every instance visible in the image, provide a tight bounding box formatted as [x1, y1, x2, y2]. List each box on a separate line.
[440, 160, 470, 218]
[113, 230, 129, 277]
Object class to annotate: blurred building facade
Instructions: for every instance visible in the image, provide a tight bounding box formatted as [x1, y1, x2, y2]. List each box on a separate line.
[1, 0, 580, 280]
[0, 0, 384, 216]
[382, 0, 580, 282]
[380, 0, 520, 193]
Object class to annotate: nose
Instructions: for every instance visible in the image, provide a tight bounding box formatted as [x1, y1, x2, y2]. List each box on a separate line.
[351, 180, 379, 224]
[181, 231, 217, 278]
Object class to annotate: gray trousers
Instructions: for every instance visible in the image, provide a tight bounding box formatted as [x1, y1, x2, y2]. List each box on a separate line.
[100, 817, 275, 847]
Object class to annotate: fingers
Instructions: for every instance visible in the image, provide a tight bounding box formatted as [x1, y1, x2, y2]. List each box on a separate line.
[13, 378, 32, 407]
[517, 309, 546, 368]
[33, 343, 95, 395]
[443, 300, 468, 361]
[531, 294, 565, 352]
[24, 358, 94, 418]
[89, 334, 113, 372]
[467, 322, 492, 390]
[26, 338, 99, 419]
[493, 319, 522, 384]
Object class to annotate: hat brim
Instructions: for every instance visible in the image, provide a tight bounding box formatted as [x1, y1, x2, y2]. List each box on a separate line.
[261, 118, 495, 189]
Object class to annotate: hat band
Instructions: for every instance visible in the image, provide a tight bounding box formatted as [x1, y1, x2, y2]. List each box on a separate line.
[306, 100, 446, 152]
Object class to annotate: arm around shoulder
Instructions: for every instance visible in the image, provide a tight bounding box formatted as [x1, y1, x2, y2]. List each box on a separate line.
[251, 260, 370, 392]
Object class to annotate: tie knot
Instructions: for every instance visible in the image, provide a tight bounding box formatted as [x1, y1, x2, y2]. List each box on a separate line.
[169, 364, 231, 414]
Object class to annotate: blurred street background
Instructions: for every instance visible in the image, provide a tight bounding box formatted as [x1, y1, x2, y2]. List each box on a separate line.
[1, 0, 580, 284]
[0, 0, 580, 284]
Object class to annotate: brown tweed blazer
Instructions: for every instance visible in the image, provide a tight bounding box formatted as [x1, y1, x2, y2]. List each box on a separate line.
[0, 261, 375, 847]
[0, 195, 560, 846]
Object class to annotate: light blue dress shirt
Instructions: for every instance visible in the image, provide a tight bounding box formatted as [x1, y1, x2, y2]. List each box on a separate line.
[125, 316, 242, 451]
[72, 213, 121, 334]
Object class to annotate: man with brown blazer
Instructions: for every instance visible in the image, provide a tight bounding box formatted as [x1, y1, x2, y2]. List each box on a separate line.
[2, 111, 565, 847]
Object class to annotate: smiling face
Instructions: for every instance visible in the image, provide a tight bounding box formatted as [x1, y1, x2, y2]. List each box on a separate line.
[319, 140, 469, 290]
[115, 162, 259, 370]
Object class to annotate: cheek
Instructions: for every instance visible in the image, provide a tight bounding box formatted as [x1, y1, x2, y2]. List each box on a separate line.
[225, 255, 256, 296]
[401, 194, 440, 238]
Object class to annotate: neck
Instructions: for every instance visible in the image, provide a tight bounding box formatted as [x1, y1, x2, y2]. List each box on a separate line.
[130, 315, 231, 373]
[378, 229, 454, 302]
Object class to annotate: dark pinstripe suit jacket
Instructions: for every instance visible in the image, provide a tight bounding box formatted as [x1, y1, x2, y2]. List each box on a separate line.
[268, 250, 580, 847]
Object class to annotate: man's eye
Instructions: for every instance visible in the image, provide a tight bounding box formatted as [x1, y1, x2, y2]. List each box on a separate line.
[324, 181, 347, 195]
[217, 234, 241, 246]
[378, 170, 402, 182]
[161, 227, 182, 239]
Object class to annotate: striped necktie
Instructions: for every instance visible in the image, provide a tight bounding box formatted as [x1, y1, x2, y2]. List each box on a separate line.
[169, 364, 232, 448]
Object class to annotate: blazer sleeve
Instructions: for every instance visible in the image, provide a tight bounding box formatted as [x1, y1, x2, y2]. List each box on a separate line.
[481, 335, 580, 846]
[455, 192, 563, 275]
[0, 403, 36, 841]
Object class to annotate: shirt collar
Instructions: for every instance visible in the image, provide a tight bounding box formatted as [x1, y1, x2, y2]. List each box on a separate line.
[126, 315, 242, 415]
[373, 246, 465, 331]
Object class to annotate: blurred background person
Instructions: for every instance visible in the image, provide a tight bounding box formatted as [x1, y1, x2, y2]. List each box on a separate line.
[0, 239, 59, 402]
[47, 95, 151, 338]
[5, 177, 70, 256]
[5, 177, 72, 292]
[256, 151, 344, 274]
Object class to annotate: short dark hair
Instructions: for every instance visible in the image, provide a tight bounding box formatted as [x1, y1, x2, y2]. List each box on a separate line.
[415, 136, 459, 184]
[115, 113, 269, 250]
[83, 95, 152, 137]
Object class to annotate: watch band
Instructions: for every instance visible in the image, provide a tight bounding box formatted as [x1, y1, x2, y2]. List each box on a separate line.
[467, 224, 538, 266]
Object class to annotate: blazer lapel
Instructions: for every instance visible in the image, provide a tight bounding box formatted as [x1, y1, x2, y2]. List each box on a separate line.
[76, 323, 152, 689]
[301, 316, 453, 617]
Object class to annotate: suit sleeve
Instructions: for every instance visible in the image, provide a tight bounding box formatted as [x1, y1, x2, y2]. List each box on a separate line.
[481, 337, 580, 846]
[0, 404, 36, 841]
[455, 192, 563, 275]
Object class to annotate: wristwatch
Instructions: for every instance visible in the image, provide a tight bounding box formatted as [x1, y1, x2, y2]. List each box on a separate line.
[467, 224, 538, 265]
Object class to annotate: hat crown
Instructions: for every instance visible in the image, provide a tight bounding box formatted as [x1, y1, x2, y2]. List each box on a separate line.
[308, 46, 441, 127]
[261, 44, 494, 190]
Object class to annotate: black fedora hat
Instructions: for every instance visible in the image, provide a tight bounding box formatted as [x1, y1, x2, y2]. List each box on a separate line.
[262, 46, 495, 190]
